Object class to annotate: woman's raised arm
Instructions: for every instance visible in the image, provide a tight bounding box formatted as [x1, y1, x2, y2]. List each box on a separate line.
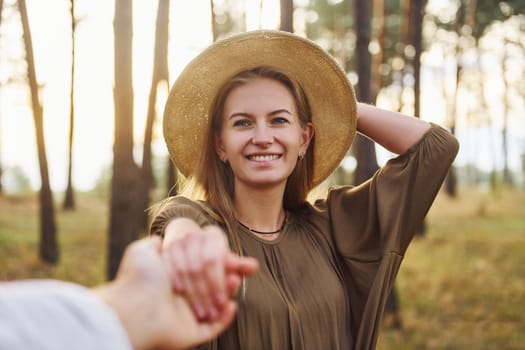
[356, 102, 431, 154]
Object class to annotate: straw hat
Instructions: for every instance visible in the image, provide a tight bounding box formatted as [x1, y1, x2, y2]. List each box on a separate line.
[163, 30, 357, 186]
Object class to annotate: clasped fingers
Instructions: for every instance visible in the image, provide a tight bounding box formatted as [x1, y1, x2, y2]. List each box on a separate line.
[164, 225, 229, 321]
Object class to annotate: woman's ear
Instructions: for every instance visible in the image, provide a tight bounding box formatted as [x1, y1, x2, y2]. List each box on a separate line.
[214, 134, 227, 162]
[300, 122, 315, 154]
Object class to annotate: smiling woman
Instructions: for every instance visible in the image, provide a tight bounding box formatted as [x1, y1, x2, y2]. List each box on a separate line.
[149, 30, 458, 350]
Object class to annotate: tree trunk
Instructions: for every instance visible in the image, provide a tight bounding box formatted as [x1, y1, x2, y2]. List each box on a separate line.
[210, 0, 218, 41]
[63, 0, 76, 210]
[445, 2, 466, 197]
[396, 0, 410, 112]
[352, 0, 379, 186]
[18, 0, 59, 264]
[445, 78, 458, 197]
[0, 131, 2, 195]
[405, 0, 429, 237]
[444, 124, 458, 195]
[140, 0, 170, 229]
[167, 159, 177, 196]
[501, 38, 512, 185]
[412, 0, 426, 118]
[0, 0, 3, 194]
[108, 0, 142, 280]
[279, 0, 293, 32]
[371, 0, 386, 101]
[0, 143, 2, 194]
[258, 0, 263, 29]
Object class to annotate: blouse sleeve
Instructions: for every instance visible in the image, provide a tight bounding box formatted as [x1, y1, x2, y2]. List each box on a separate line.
[323, 123, 459, 259]
[0, 280, 132, 350]
[312, 123, 458, 346]
[149, 196, 215, 237]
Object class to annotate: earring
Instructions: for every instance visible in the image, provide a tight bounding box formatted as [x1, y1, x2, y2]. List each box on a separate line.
[298, 151, 304, 160]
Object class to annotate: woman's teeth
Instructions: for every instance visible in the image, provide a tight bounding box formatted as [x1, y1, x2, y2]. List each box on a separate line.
[249, 154, 279, 161]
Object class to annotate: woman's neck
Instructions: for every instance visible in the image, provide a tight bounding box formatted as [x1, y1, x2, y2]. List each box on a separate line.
[233, 183, 285, 233]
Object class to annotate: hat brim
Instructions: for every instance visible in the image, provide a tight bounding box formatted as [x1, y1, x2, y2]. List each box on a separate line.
[163, 30, 357, 187]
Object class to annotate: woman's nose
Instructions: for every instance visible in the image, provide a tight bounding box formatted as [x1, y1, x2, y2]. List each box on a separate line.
[251, 124, 274, 145]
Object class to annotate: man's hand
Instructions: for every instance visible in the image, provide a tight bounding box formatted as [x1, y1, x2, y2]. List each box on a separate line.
[95, 236, 258, 350]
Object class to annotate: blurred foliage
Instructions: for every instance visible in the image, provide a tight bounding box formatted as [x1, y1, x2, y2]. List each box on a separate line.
[305, 0, 355, 71]
[434, 0, 525, 40]
[304, 0, 525, 93]
[92, 164, 111, 199]
[1, 165, 32, 193]
[212, 0, 246, 40]
[305, 0, 404, 76]
[90, 155, 177, 204]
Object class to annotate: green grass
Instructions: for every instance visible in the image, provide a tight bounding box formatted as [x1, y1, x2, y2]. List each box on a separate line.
[377, 187, 525, 350]
[1, 187, 524, 349]
[0, 193, 108, 286]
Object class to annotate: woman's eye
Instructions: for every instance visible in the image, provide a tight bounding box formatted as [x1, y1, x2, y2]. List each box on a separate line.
[233, 119, 251, 127]
[272, 117, 290, 125]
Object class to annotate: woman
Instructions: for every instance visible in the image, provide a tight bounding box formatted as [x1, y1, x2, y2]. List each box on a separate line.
[151, 30, 458, 350]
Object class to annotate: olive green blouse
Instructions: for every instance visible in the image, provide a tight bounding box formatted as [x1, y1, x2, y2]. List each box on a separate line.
[150, 124, 459, 350]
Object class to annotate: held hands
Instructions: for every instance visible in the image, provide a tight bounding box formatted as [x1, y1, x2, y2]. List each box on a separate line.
[163, 222, 259, 322]
[98, 224, 258, 350]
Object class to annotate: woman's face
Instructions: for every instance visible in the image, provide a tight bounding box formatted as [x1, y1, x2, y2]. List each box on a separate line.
[215, 78, 313, 190]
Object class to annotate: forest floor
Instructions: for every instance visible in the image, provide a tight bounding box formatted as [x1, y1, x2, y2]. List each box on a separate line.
[1, 186, 524, 349]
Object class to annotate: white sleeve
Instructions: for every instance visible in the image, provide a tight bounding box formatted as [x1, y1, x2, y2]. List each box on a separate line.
[0, 280, 132, 350]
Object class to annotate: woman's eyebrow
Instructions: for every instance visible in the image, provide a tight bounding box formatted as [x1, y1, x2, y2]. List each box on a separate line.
[228, 112, 252, 119]
[228, 109, 292, 119]
[268, 109, 292, 116]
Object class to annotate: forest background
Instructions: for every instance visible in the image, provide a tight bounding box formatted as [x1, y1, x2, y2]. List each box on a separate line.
[0, 0, 524, 349]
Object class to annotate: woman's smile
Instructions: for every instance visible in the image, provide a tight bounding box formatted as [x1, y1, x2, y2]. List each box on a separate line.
[247, 153, 281, 163]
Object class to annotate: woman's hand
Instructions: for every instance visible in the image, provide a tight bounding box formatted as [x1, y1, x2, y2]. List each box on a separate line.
[163, 218, 258, 322]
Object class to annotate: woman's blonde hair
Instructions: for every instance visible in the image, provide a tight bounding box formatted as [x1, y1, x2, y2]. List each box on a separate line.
[181, 66, 315, 254]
